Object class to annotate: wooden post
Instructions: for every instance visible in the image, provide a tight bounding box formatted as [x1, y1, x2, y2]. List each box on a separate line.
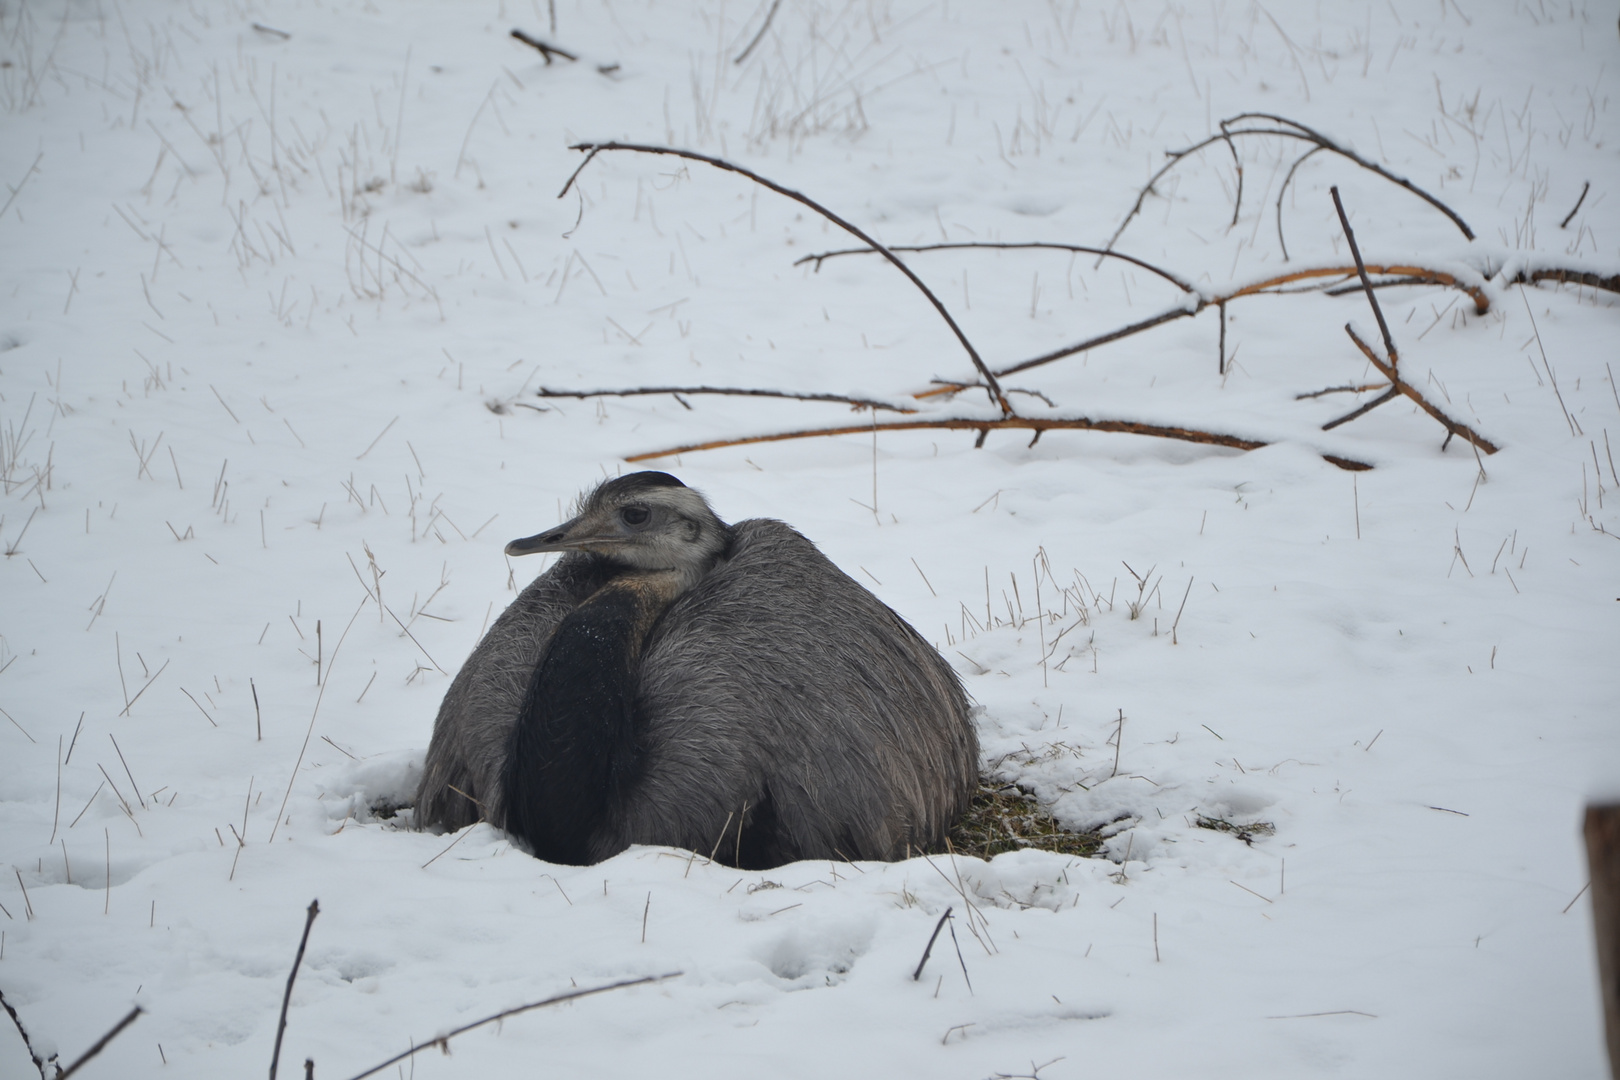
[1587, 805, 1620, 1079]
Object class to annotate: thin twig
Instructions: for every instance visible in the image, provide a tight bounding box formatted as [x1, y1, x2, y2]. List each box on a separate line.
[536, 385, 916, 413]
[795, 241, 1195, 293]
[1560, 181, 1590, 228]
[509, 29, 577, 64]
[733, 0, 782, 64]
[340, 974, 682, 1080]
[269, 899, 320, 1080]
[1296, 382, 1387, 400]
[912, 907, 953, 981]
[1321, 386, 1399, 431]
[1100, 113, 1474, 262]
[0, 987, 52, 1077]
[559, 142, 1013, 416]
[993, 307, 1195, 377]
[1329, 186, 1400, 371]
[57, 1006, 143, 1079]
[1274, 144, 1325, 260]
[0, 153, 44, 224]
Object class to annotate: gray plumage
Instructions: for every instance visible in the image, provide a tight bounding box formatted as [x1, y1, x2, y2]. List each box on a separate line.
[415, 472, 978, 868]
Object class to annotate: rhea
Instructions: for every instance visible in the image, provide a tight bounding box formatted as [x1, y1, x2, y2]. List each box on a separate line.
[415, 471, 978, 869]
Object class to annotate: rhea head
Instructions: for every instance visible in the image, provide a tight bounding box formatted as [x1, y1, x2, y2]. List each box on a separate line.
[504, 472, 728, 592]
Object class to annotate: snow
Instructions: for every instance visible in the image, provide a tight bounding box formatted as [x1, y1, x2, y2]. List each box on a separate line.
[1, 1, 1617, 1077]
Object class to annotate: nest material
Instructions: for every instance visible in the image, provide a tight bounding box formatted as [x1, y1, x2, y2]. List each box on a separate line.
[1193, 814, 1276, 846]
[948, 782, 1105, 860]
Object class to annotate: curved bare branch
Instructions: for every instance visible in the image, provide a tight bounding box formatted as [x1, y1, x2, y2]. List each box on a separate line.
[559, 142, 1013, 416]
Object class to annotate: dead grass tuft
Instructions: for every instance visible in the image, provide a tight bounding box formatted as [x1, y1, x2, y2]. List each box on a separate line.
[1193, 814, 1276, 846]
[949, 782, 1105, 860]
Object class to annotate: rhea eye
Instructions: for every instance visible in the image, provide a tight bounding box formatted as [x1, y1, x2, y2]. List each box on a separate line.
[621, 506, 650, 526]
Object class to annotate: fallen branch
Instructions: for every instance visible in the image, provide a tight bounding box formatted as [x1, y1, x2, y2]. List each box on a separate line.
[558, 141, 1014, 416]
[509, 29, 577, 64]
[622, 415, 1372, 471]
[978, 262, 1491, 382]
[339, 974, 681, 1080]
[1225, 264, 1490, 312]
[536, 385, 917, 413]
[269, 899, 320, 1080]
[1518, 266, 1620, 296]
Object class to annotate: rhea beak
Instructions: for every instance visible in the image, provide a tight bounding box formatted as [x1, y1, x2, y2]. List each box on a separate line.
[505, 514, 620, 557]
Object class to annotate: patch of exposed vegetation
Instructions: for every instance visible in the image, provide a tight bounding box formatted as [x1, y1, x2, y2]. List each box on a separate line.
[1194, 814, 1276, 846]
[948, 782, 1105, 860]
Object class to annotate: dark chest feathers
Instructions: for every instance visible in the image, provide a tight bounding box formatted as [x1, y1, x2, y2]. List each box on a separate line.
[500, 576, 673, 864]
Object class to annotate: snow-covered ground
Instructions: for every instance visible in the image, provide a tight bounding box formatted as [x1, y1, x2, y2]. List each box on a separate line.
[2, 1, 1617, 1076]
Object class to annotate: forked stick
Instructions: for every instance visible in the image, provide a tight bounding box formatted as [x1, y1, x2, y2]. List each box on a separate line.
[1330, 186, 1499, 454]
[1342, 326, 1499, 453]
[558, 142, 1014, 416]
[977, 262, 1489, 382]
